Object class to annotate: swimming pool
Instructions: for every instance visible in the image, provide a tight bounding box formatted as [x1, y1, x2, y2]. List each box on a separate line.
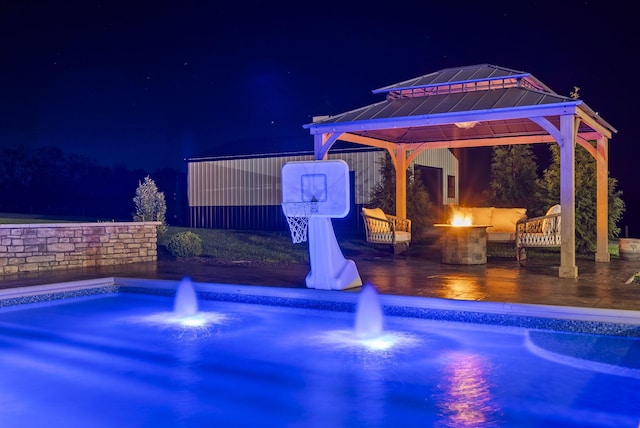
[1, 278, 639, 427]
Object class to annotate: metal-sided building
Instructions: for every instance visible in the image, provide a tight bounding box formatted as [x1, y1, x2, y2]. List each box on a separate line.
[187, 147, 458, 232]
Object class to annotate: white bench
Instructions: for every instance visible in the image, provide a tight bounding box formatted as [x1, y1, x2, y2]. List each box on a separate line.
[515, 205, 561, 264]
[361, 207, 412, 255]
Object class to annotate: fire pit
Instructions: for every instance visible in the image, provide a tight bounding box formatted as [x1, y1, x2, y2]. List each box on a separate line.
[433, 224, 490, 265]
[434, 209, 489, 265]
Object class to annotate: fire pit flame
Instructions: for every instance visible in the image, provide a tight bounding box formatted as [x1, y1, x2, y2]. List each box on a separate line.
[450, 210, 473, 227]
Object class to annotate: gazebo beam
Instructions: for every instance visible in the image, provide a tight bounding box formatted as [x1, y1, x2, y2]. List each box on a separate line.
[577, 109, 614, 139]
[401, 135, 557, 150]
[314, 132, 341, 160]
[337, 133, 395, 150]
[577, 137, 597, 158]
[340, 131, 602, 152]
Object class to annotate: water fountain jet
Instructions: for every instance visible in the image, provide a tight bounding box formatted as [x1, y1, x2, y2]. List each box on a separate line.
[354, 284, 383, 339]
[173, 277, 199, 317]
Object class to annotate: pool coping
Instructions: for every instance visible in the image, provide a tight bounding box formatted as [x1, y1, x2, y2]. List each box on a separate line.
[1, 277, 639, 337]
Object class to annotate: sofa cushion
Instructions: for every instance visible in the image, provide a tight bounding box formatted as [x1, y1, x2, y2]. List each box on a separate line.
[543, 204, 561, 233]
[468, 207, 494, 226]
[487, 231, 516, 242]
[490, 208, 527, 233]
[362, 207, 391, 233]
[362, 207, 387, 220]
[394, 231, 411, 243]
[545, 204, 561, 216]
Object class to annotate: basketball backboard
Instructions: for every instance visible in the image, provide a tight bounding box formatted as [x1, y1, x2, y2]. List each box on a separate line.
[281, 160, 350, 218]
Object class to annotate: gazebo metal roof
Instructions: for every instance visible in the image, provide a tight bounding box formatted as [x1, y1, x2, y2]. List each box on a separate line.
[303, 64, 616, 279]
[304, 64, 615, 148]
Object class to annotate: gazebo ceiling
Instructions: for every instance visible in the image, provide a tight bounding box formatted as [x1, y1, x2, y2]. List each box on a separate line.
[348, 117, 553, 144]
[303, 64, 616, 145]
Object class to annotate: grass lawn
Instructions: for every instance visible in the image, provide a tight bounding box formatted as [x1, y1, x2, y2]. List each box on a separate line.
[0, 213, 98, 224]
[159, 226, 381, 264]
[160, 227, 311, 264]
[0, 217, 69, 224]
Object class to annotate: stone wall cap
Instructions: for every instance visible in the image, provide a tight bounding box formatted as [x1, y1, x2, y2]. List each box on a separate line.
[0, 221, 162, 229]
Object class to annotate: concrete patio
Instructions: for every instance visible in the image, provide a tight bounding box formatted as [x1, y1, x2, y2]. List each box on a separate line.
[2, 247, 639, 312]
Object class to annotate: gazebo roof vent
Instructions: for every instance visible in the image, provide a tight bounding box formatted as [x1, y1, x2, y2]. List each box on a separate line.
[373, 64, 553, 100]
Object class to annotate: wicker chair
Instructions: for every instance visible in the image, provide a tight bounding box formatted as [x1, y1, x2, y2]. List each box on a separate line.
[515, 205, 561, 265]
[361, 207, 412, 255]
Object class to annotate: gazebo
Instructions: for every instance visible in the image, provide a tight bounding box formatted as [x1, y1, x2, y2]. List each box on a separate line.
[303, 64, 617, 278]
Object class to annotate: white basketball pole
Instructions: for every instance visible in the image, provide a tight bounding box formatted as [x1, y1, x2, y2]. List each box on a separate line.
[306, 216, 362, 290]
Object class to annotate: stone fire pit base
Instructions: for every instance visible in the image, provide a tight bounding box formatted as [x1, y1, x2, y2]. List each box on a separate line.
[434, 224, 489, 265]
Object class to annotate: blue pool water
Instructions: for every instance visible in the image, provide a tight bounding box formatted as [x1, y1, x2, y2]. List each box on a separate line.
[0, 279, 639, 427]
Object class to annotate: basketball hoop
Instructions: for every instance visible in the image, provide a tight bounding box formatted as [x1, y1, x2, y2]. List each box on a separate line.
[282, 201, 318, 243]
[279, 160, 361, 290]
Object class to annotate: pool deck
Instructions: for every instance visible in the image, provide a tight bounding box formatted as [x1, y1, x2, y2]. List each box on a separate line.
[2, 246, 640, 312]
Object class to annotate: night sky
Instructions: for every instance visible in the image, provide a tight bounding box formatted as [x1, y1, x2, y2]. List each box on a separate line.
[1, 1, 638, 228]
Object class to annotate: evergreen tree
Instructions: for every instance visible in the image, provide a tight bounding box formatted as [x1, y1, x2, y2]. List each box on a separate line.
[538, 143, 624, 253]
[367, 152, 396, 215]
[367, 152, 435, 240]
[487, 144, 543, 214]
[133, 176, 168, 235]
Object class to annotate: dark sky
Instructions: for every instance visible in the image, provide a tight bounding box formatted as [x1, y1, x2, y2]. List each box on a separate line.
[1, 1, 638, 225]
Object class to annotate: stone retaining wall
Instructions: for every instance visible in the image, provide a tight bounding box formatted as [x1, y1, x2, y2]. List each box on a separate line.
[0, 222, 160, 274]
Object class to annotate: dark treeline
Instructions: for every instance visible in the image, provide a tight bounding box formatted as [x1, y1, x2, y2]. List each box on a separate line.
[0, 146, 187, 225]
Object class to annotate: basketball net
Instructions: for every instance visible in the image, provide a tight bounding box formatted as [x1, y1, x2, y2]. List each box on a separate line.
[282, 202, 318, 243]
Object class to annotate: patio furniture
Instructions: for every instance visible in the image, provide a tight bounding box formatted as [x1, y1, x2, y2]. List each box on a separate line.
[515, 205, 562, 265]
[361, 207, 411, 255]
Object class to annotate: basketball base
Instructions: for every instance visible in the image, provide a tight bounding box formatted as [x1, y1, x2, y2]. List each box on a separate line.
[305, 217, 362, 290]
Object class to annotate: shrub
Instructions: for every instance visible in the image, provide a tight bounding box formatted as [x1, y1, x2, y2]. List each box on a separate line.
[133, 176, 168, 235]
[167, 231, 203, 258]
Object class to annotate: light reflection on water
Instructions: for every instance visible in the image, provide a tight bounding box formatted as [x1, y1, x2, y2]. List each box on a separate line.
[314, 329, 419, 351]
[128, 311, 229, 327]
[434, 352, 500, 428]
[124, 311, 230, 340]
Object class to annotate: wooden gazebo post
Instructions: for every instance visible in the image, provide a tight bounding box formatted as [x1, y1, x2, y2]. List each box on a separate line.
[392, 145, 408, 219]
[559, 115, 578, 278]
[595, 135, 610, 262]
